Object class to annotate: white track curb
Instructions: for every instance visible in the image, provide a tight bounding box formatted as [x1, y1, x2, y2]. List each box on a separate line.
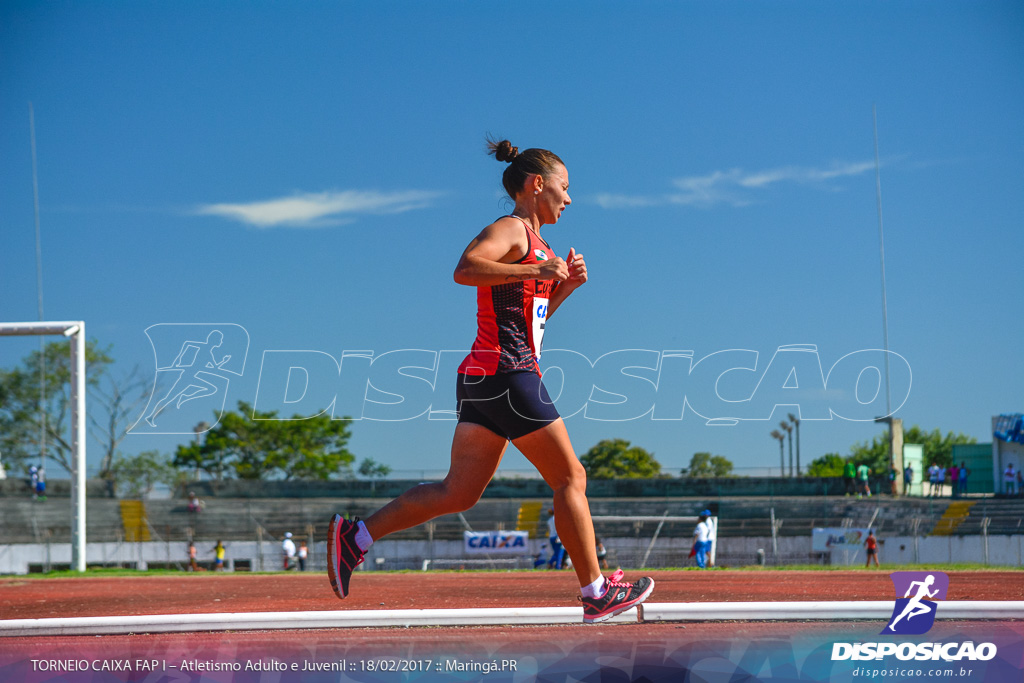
[640, 600, 1024, 622]
[2, 602, 1022, 637]
[0, 607, 637, 636]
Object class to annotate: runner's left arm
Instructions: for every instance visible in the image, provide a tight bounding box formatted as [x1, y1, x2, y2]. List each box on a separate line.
[547, 248, 587, 319]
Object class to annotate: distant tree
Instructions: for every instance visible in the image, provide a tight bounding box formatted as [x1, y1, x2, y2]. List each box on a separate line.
[580, 439, 662, 479]
[359, 458, 392, 492]
[109, 450, 183, 498]
[0, 340, 145, 476]
[806, 453, 845, 477]
[90, 367, 149, 481]
[173, 431, 236, 482]
[681, 452, 734, 478]
[850, 426, 976, 473]
[359, 457, 392, 480]
[173, 401, 356, 480]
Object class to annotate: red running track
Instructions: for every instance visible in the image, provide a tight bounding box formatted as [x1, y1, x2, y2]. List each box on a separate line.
[2, 569, 1021, 619]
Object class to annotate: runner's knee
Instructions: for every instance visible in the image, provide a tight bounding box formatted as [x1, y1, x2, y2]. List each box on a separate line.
[548, 459, 588, 497]
[437, 480, 483, 513]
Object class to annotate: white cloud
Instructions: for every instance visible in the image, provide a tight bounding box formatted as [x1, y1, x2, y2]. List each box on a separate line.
[593, 193, 662, 209]
[197, 189, 443, 228]
[596, 160, 878, 209]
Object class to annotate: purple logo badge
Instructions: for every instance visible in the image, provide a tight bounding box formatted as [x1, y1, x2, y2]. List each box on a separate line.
[882, 571, 949, 635]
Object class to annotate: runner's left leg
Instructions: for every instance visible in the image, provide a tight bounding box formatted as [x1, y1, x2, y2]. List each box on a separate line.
[513, 418, 600, 589]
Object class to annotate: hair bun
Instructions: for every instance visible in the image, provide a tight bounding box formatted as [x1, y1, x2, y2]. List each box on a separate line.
[495, 140, 518, 163]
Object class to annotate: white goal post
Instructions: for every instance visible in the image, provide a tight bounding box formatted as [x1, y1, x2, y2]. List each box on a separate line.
[0, 321, 87, 572]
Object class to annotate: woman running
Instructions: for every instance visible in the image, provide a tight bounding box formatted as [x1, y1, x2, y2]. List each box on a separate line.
[328, 139, 654, 623]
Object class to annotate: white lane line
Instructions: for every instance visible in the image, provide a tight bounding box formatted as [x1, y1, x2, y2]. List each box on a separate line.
[3, 602, 1022, 637]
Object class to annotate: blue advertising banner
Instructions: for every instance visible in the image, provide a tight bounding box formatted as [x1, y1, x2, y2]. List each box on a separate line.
[462, 530, 530, 554]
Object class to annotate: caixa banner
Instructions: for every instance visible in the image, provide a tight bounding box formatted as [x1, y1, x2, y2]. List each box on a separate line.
[463, 531, 529, 554]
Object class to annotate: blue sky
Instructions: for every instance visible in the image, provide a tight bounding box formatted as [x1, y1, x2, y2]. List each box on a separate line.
[2, 2, 1022, 479]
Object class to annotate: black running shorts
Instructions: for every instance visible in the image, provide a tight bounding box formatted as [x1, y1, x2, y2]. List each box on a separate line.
[456, 371, 560, 440]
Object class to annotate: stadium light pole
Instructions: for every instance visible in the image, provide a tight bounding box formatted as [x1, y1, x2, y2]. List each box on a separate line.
[788, 413, 801, 476]
[780, 421, 793, 477]
[770, 430, 785, 477]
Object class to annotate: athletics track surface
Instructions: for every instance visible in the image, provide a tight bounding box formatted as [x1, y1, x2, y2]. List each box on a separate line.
[2, 570, 1021, 619]
[2, 571, 1022, 682]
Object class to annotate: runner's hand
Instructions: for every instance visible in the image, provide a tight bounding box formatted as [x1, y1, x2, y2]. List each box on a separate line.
[565, 247, 587, 288]
[537, 257, 569, 282]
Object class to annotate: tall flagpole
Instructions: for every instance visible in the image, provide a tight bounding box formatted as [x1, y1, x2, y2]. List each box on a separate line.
[873, 104, 900, 492]
[872, 104, 892, 418]
[30, 102, 47, 474]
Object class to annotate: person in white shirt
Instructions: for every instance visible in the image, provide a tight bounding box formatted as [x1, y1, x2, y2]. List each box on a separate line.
[282, 532, 297, 570]
[692, 510, 712, 569]
[927, 463, 941, 497]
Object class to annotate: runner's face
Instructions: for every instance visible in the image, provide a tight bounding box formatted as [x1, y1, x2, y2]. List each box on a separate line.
[537, 165, 571, 224]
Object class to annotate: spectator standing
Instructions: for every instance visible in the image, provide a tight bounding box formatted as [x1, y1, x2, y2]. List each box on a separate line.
[937, 466, 946, 497]
[1017, 469, 1023, 498]
[212, 541, 226, 571]
[928, 463, 941, 497]
[903, 465, 914, 495]
[692, 511, 712, 569]
[843, 461, 856, 496]
[282, 532, 297, 570]
[298, 541, 308, 571]
[864, 530, 880, 568]
[856, 462, 871, 499]
[1005, 463, 1017, 496]
[958, 462, 969, 496]
[188, 542, 199, 571]
[187, 492, 203, 513]
[34, 465, 46, 501]
[949, 464, 960, 498]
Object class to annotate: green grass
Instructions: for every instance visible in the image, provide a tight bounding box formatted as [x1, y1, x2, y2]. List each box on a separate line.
[3, 567, 284, 579]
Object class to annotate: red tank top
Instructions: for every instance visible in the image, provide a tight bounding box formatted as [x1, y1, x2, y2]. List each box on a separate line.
[458, 217, 556, 376]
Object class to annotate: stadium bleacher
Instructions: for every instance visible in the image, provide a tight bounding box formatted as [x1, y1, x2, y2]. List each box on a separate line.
[3, 492, 1020, 546]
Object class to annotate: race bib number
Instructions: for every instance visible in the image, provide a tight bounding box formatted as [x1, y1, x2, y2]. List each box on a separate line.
[532, 297, 549, 359]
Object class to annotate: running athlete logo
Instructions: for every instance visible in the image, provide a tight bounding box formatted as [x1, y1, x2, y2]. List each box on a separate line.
[131, 324, 249, 435]
[883, 571, 949, 635]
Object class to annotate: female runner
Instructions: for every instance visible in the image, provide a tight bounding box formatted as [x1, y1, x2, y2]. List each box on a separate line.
[328, 139, 653, 623]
